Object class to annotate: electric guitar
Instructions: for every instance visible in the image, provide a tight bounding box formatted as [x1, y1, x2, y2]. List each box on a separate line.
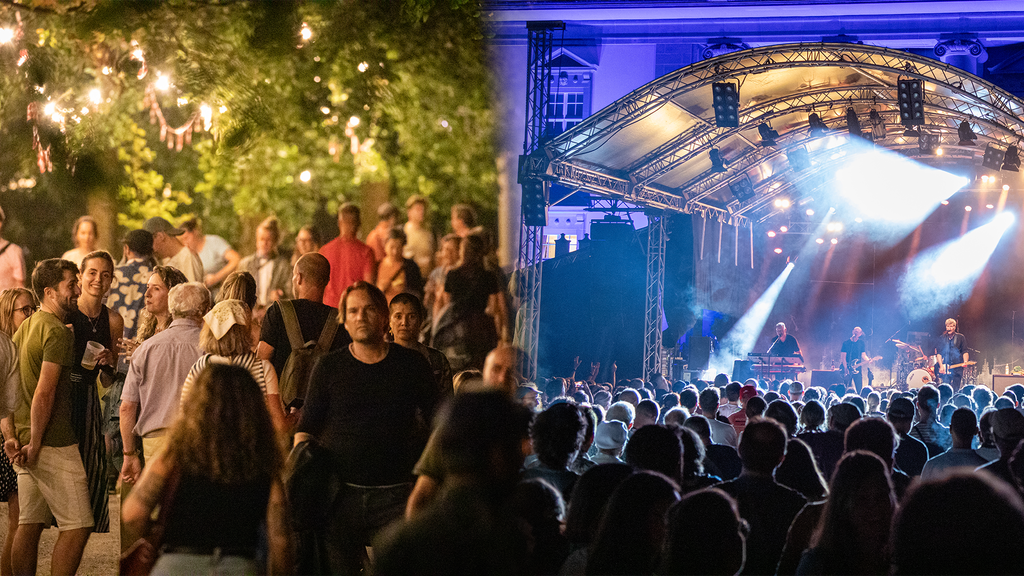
[939, 360, 976, 374]
[846, 355, 882, 375]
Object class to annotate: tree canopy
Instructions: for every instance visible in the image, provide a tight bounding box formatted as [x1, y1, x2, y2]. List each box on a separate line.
[0, 0, 498, 261]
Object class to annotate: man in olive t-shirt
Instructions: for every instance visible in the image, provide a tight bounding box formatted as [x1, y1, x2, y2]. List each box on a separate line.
[8, 259, 93, 576]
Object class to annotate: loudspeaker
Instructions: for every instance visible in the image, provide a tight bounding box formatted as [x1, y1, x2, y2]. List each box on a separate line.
[811, 369, 844, 389]
[689, 336, 711, 371]
[732, 360, 755, 382]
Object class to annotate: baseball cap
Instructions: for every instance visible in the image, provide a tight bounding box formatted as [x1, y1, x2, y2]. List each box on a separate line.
[789, 381, 804, 394]
[594, 420, 628, 450]
[122, 229, 153, 256]
[143, 216, 184, 236]
[887, 397, 915, 420]
[740, 384, 758, 401]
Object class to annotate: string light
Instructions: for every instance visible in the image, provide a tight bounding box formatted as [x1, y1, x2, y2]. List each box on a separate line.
[0, 28, 14, 45]
[89, 89, 102, 104]
[347, 116, 360, 128]
[155, 73, 171, 91]
[200, 104, 212, 131]
[300, 23, 312, 41]
[357, 61, 369, 72]
[219, 105, 227, 113]
[299, 170, 311, 183]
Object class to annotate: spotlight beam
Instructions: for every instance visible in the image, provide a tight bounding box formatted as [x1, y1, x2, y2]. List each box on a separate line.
[710, 262, 796, 375]
[897, 212, 1015, 321]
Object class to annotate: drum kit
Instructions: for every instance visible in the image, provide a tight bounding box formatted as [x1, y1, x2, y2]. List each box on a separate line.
[891, 338, 978, 389]
[892, 339, 934, 390]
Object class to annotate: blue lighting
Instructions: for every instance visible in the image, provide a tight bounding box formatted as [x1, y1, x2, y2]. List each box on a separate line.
[710, 262, 796, 375]
[897, 212, 1015, 320]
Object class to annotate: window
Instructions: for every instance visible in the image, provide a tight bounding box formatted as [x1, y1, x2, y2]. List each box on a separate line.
[546, 92, 586, 135]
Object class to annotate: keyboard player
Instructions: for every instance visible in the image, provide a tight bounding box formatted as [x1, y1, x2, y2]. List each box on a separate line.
[768, 322, 803, 360]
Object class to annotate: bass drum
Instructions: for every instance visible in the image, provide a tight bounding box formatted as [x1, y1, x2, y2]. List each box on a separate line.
[906, 368, 934, 389]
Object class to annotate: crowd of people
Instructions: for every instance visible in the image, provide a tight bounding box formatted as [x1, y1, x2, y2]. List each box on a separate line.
[0, 196, 1023, 575]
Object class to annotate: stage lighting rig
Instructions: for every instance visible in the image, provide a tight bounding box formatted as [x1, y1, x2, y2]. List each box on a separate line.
[709, 148, 728, 173]
[982, 144, 1005, 171]
[758, 122, 780, 147]
[919, 132, 940, 155]
[1003, 145, 1021, 172]
[713, 83, 740, 128]
[897, 77, 925, 126]
[730, 175, 756, 202]
[807, 113, 828, 137]
[958, 120, 977, 145]
[787, 146, 811, 172]
[846, 107, 863, 139]
[869, 109, 887, 140]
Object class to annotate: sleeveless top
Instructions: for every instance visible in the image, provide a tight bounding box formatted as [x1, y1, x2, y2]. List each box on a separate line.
[69, 305, 113, 385]
[162, 473, 271, 550]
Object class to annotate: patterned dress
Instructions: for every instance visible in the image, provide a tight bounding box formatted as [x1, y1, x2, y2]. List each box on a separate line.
[68, 307, 112, 533]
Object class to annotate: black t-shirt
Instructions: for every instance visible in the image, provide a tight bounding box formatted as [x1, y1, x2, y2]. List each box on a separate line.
[769, 335, 802, 359]
[260, 299, 352, 377]
[841, 338, 866, 367]
[936, 332, 966, 367]
[297, 344, 437, 486]
[445, 265, 499, 315]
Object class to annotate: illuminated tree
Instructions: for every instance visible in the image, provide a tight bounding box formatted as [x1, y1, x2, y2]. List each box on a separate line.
[0, 0, 497, 260]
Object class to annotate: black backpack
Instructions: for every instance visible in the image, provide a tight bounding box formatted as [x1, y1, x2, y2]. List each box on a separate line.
[278, 299, 339, 409]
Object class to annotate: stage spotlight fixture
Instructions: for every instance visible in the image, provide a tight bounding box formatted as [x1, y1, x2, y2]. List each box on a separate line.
[919, 133, 939, 155]
[709, 148, 728, 173]
[520, 180, 548, 226]
[897, 77, 925, 126]
[773, 198, 790, 209]
[774, 248, 783, 254]
[987, 204, 995, 209]
[981, 175, 990, 183]
[983, 144, 1005, 171]
[903, 127, 921, 138]
[846, 107, 863, 139]
[965, 206, 972, 212]
[767, 230, 777, 238]
[713, 83, 740, 128]
[831, 238, 838, 245]
[1002, 145, 1020, 172]
[730, 176, 756, 202]
[806, 209, 815, 216]
[780, 226, 789, 232]
[869, 109, 887, 140]
[758, 123, 780, 147]
[787, 146, 811, 172]
[1004, 185, 1011, 191]
[941, 200, 950, 205]
[808, 113, 828, 137]
[815, 238, 824, 244]
[957, 120, 977, 145]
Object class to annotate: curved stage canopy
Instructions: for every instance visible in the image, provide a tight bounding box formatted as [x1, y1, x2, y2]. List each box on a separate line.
[521, 42, 1024, 225]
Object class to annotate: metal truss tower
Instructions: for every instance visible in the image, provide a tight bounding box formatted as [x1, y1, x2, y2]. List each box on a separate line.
[516, 21, 563, 382]
[643, 213, 667, 383]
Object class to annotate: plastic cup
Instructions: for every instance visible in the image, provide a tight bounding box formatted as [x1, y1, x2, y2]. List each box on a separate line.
[82, 340, 104, 370]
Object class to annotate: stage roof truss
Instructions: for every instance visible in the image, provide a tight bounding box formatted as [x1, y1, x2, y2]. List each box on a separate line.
[528, 42, 1024, 224]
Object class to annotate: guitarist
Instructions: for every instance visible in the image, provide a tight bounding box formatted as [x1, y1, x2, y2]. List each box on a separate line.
[840, 326, 871, 391]
[935, 318, 968, 392]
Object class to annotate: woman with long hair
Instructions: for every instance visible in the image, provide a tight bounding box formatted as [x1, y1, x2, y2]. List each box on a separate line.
[125, 266, 188, 359]
[179, 299, 286, 433]
[0, 288, 35, 576]
[123, 364, 292, 575]
[67, 251, 124, 534]
[797, 451, 896, 575]
[61, 215, 99, 266]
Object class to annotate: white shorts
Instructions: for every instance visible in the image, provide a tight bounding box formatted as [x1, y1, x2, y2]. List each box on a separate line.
[15, 444, 94, 530]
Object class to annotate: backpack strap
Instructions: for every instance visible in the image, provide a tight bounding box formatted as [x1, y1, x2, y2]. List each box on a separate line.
[314, 309, 339, 353]
[280, 300, 306, 350]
